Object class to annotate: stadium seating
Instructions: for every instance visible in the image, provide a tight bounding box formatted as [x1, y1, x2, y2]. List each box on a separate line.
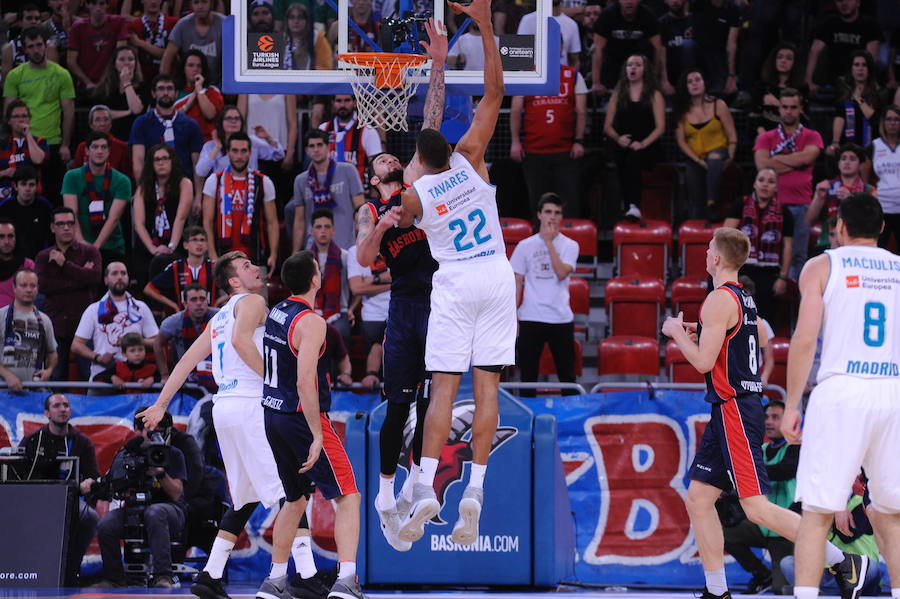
[499, 217, 532, 258]
[605, 276, 666, 338]
[678, 219, 719, 277]
[640, 164, 678, 223]
[538, 339, 584, 377]
[767, 336, 790, 391]
[665, 340, 704, 383]
[569, 276, 590, 339]
[670, 276, 710, 323]
[598, 336, 659, 376]
[561, 218, 598, 276]
[613, 219, 672, 280]
[772, 279, 800, 337]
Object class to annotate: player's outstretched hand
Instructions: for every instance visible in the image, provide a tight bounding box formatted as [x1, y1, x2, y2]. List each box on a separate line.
[420, 18, 448, 65]
[300, 436, 323, 473]
[378, 205, 404, 230]
[781, 405, 802, 444]
[137, 403, 166, 430]
[449, 0, 491, 26]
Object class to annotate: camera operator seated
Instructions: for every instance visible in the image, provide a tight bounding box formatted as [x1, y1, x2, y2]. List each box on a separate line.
[94, 413, 190, 588]
[18, 393, 100, 586]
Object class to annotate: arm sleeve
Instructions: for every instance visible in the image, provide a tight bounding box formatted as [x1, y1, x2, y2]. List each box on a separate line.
[149, 264, 176, 293]
[202, 173, 218, 197]
[194, 141, 218, 178]
[262, 175, 276, 202]
[509, 241, 527, 275]
[158, 313, 179, 340]
[346, 166, 364, 197]
[73, 306, 96, 341]
[112, 172, 132, 202]
[41, 314, 58, 353]
[346, 246, 370, 278]
[561, 238, 579, 268]
[139, 303, 161, 337]
[164, 446, 188, 484]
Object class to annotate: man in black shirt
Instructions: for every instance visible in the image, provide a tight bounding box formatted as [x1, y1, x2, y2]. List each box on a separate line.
[0, 167, 52, 259]
[690, 0, 739, 96]
[805, 0, 880, 97]
[658, 0, 694, 93]
[591, 0, 669, 95]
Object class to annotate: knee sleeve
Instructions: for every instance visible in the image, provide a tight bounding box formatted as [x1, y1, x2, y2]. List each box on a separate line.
[220, 502, 259, 536]
[298, 512, 309, 530]
[379, 402, 410, 476]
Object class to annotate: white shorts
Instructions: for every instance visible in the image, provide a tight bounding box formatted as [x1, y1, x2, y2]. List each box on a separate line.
[795, 375, 900, 513]
[425, 258, 517, 372]
[212, 395, 285, 509]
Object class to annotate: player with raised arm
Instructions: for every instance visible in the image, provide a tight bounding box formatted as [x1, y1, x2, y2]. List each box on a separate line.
[138, 252, 326, 599]
[783, 193, 900, 599]
[262, 251, 363, 599]
[390, 0, 515, 548]
[355, 17, 446, 552]
[662, 228, 868, 599]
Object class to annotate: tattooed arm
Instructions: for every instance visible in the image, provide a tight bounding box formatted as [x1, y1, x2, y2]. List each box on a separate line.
[404, 18, 448, 185]
[356, 203, 388, 268]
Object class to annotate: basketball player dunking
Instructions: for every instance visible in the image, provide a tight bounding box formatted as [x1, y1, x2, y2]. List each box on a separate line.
[662, 228, 866, 599]
[139, 252, 327, 599]
[784, 193, 900, 599]
[389, 0, 516, 547]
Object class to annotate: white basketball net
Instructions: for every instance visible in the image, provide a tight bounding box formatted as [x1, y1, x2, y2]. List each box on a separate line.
[338, 54, 427, 132]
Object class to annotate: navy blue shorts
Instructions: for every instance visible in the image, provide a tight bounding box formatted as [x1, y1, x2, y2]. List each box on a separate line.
[382, 296, 430, 404]
[263, 409, 358, 501]
[688, 394, 770, 498]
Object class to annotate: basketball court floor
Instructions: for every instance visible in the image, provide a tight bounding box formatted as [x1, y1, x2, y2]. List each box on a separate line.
[0, 590, 789, 599]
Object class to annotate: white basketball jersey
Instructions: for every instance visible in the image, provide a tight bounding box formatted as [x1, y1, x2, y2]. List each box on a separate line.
[210, 293, 265, 398]
[818, 245, 900, 382]
[412, 152, 506, 265]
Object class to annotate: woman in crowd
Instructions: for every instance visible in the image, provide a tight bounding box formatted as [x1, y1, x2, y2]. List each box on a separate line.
[603, 54, 665, 221]
[132, 144, 193, 286]
[753, 42, 807, 136]
[93, 45, 147, 142]
[282, 1, 333, 70]
[827, 50, 881, 167]
[173, 49, 224, 141]
[723, 167, 793, 324]
[868, 104, 900, 249]
[674, 69, 738, 221]
[807, 143, 875, 252]
[194, 106, 285, 178]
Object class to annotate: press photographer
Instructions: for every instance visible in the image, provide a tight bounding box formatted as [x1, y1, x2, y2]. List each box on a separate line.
[94, 409, 192, 588]
[18, 393, 100, 586]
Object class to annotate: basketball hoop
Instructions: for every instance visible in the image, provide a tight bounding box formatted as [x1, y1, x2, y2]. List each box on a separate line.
[338, 52, 428, 132]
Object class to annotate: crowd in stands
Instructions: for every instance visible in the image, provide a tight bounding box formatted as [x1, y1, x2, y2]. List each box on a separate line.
[0, 0, 899, 393]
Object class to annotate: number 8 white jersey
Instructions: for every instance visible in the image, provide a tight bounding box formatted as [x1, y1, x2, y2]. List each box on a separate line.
[413, 152, 507, 265]
[210, 293, 265, 398]
[818, 245, 900, 382]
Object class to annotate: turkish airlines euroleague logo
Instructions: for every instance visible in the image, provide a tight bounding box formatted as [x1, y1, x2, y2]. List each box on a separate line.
[257, 35, 275, 52]
[846, 275, 860, 288]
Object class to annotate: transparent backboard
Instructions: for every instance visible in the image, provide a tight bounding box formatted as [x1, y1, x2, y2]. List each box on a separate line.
[222, 0, 559, 96]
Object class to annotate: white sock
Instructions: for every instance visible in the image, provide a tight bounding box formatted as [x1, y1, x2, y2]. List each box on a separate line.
[468, 463, 487, 490]
[291, 535, 317, 579]
[203, 536, 235, 579]
[270, 561, 288, 579]
[400, 465, 419, 501]
[794, 585, 819, 599]
[704, 568, 727, 595]
[824, 542, 844, 567]
[339, 561, 356, 580]
[376, 476, 395, 509]
[419, 457, 438, 487]
[891, 588, 900, 599]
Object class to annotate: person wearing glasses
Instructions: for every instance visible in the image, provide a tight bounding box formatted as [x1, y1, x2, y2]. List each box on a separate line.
[34, 207, 102, 380]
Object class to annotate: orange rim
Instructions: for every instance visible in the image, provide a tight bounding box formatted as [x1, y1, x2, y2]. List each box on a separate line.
[339, 52, 427, 89]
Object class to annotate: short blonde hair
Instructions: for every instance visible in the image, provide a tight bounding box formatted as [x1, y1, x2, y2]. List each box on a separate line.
[713, 227, 750, 269]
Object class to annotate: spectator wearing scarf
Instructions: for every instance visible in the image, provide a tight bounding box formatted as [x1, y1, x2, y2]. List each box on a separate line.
[723, 167, 794, 324]
[808, 144, 876, 250]
[155, 283, 219, 393]
[752, 88, 823, 279]
[319, 95, 384, 186]
[60, 131, 132, 264]
[71, 262, 159, 380]
[201, 132, 280, 277]
[310, 208, 352, 347]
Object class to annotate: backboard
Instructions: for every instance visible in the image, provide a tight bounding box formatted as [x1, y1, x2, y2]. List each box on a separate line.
[222, 0, 560, 96]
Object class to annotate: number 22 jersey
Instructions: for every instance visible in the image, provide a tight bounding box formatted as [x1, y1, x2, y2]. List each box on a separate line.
[818, 245, 900, 382]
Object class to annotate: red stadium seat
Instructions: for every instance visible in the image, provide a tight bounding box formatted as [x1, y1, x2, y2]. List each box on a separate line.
[665, 340, 704, 383]
[640, 164, 678, 223]
[561, 218, 598, 276]
[569, 277, 590, 339]
[768, 336, 790, 391]
[499, 217, 532, 258]
[605, 276, 666, 338]
[613, 218, 672, 280]
[670, 276, 710, 323]
[773, 279, 800, 337]
[598, 336, 659, 376]
[538, 339, 583, 377]
[679, 219, 720, 277]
